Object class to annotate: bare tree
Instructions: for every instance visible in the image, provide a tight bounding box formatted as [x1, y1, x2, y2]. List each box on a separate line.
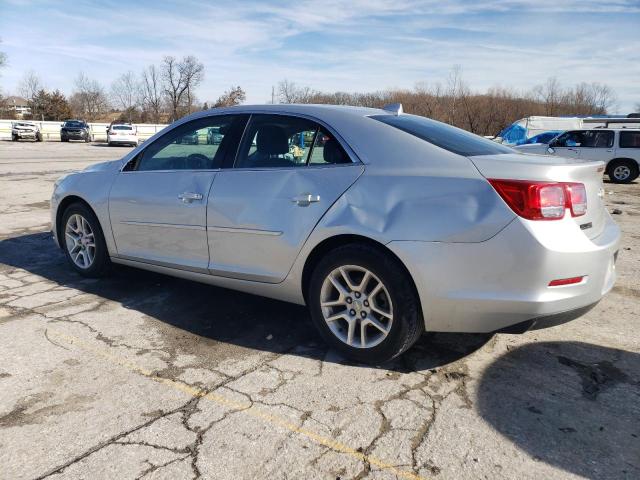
[110, 71, 138, 121]
[213, 86, 246, 107]
[18, 70, 44, 103]
[140, 65, 163, 123]
[161, 55, 204, 121]
[69, 72, 110, 121]
[277, 79, 318, 104]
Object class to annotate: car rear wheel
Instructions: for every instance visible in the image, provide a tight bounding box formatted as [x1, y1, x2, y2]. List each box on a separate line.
[308, 244, 423, 364]
[62, 203, 110, 277]
[36, 132, 43, 142]
[608, 159, 639, 184]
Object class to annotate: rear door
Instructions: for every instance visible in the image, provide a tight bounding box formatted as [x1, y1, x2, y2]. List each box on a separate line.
[109, 114, 247, 271]
[616, 130, 640, 164]
[207, 114, 363, 283]
[579, 130, 614, 162]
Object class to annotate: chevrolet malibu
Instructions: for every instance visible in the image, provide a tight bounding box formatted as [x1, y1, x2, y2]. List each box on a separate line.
[51, 104, 620, 363]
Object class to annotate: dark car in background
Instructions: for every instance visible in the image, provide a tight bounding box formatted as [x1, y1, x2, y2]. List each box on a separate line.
[61, 120, 91, 143]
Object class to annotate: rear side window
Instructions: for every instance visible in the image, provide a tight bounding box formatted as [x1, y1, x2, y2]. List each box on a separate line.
[619, 131, 640, 148]
[371, 114, 513, 156]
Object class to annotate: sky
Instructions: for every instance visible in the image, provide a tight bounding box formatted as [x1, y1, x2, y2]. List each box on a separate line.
[0, 0, 639, 113]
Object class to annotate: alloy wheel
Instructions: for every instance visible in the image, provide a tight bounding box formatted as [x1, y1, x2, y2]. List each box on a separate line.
[613, 165, 631, 181]
[319, 265, 393, 349]
[65, 214, 96, 269]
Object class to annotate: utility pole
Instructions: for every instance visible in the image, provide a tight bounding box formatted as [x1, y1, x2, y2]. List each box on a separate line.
[271, 85, 275, 105]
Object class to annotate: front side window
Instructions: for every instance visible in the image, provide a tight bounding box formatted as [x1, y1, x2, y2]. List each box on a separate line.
[129, 115, 246, 171]
[582, 130, 614, 148]
[235, 115, 318, 168]
[554, 130, 586, 148]
[619, 131, 640, 148]
[372, 114, 514, 156]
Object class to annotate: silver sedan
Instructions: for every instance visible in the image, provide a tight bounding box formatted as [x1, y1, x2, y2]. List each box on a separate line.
[51, 104, 620, 363]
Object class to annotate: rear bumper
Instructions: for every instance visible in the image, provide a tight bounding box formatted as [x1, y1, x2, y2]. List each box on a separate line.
[388, 212, 620, 333]
[108, 137, 137, 144]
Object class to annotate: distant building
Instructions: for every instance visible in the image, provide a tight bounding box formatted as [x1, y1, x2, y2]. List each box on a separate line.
[5, 96, 31, 118]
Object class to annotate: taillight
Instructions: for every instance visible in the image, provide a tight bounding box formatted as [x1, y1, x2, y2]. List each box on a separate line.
[489, 179, 588, 220]
[489, 179, 566, 220]
[564, 182, 587, 217]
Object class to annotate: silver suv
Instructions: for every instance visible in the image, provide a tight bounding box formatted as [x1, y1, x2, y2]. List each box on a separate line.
[515, 129, 640, 183]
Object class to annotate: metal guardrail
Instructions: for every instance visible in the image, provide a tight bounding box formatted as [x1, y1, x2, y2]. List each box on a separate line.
[0, 120, 168, 142]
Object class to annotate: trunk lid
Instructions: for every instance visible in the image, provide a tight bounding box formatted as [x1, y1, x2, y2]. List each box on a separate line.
[469, 153, 606, 239]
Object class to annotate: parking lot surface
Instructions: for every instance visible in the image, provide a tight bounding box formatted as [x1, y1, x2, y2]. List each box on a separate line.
[0, 141, 638, 480]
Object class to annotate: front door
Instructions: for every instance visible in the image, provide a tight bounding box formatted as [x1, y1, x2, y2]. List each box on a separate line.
[109, 114, 247, 271]
[550, 130, 584, 159]
[207, 114, 363, 283]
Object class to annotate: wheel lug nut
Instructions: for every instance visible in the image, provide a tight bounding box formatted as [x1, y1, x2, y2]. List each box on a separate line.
[350, 309, 356, 316]
[360, 311, 367, 318]
[363, 300, 369, 307]
[355, 292, 361, 298]
[346, 297, 352, 304]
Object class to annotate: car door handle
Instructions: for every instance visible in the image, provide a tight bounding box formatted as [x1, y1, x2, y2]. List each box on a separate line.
[178, 192, 203, 203]
[291, 193, 320, 207]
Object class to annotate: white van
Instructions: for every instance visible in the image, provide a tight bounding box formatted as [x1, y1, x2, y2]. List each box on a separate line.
[515, 129, 640, 183]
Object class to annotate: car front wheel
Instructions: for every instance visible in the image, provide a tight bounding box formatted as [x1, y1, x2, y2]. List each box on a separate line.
[62, 203, 110, 277]
[308, 244, 423, 363]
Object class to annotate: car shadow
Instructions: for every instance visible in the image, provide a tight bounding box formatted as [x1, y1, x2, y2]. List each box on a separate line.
[0, 232, 490, 372]
[477, 341, 640, 479]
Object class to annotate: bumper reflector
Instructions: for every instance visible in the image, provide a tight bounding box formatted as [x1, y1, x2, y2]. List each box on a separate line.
[548, 276, 584, 287]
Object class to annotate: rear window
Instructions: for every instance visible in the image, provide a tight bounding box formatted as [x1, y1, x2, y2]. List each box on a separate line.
[371, 114, 513, 156]
[619, 131, 640, 148]
[113, 125, 133, 131]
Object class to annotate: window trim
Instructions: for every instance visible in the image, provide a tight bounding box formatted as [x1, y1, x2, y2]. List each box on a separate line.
[581, 130, 614, 149]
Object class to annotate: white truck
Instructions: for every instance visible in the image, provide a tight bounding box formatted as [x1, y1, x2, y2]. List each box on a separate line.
[515, 123, 640, 183]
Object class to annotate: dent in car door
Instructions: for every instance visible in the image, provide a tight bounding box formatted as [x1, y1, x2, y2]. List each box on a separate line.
[207, 165, 363, 282]
[109, 171, 217, 271]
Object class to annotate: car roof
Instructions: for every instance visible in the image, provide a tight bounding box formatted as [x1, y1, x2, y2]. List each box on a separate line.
[187, 103, 388, 122]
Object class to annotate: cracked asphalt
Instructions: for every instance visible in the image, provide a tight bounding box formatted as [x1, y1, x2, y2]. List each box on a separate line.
[0, 141, 638, 480]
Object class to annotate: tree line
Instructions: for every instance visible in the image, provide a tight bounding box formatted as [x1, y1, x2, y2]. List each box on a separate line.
[274, 67, 619, 136]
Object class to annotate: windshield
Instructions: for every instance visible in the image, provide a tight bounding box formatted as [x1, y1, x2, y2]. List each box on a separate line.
[64, 121, 84, 128]
[372, 114, 513, 156]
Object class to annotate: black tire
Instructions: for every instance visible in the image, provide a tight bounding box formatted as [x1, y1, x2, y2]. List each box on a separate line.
[84, 134, 91, 143]
[308, 243, 424, 364]
[12, 134, 18, 141]
[36, 132, 43, 142]
[61, 136, 68, 142]
[61, 202, 110, 277]
[608, 159, 639, 184]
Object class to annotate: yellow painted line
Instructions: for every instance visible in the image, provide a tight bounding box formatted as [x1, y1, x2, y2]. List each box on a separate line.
[48, 329, 428, 480]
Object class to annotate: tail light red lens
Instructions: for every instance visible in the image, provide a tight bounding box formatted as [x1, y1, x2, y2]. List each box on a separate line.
[489, 179, 587, 221]
[549, 276, 584, 286]
[564, 182, 587, 217]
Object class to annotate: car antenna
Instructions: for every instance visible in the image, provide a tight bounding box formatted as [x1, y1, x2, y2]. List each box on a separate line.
[382, 103, 403, 116]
